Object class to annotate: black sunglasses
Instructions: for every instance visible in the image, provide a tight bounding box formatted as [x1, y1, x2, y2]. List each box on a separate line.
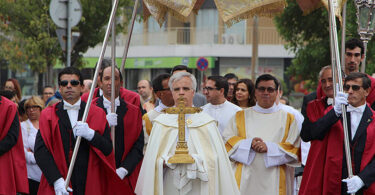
[256, 86, 276, 93]
[59, 80, 80, 87]
[343, 84, 362, 91]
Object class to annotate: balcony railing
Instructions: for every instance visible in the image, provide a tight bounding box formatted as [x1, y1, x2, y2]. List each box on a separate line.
[120, 26, 285, 46]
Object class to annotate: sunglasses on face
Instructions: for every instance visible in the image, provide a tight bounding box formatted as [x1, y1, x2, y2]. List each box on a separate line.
[343, 84, 362, 91]
[59, 80, 80, 87]
[256, 86, 276, 93]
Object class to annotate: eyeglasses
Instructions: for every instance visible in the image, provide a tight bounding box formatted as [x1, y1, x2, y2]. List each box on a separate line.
[59, 80, 80, 87]
[256, 86, 276, 93]
[346, 52, 361, 58]
[43, 92, 54, 95]
[343, 84, 362, 91]
[26, 105, 41, 110]
[203, 86, 220, 91]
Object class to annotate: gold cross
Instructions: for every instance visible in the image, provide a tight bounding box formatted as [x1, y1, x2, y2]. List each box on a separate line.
[163, 95, 202, 164]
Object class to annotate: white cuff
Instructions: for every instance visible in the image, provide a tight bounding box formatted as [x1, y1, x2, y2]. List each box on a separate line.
[264, 142, 294, 168]
[230, 138, 255, 165]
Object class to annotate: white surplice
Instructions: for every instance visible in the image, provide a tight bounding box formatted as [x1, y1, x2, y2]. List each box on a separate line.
[202, 100, 242, 135]
[222, 103, 300, 195]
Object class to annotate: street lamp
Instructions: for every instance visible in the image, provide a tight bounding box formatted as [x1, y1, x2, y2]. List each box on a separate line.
[355, 0, 375, 72]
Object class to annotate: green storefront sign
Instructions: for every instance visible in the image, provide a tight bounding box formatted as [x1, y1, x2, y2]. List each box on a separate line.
[55, 57, 215, 69]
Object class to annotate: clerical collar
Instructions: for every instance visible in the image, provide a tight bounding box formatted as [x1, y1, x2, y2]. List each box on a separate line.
[253, 102, 279, 114]
[63, 99, 81, 108]
[209, 100, 227, 108]
[155, 101, 169, 112]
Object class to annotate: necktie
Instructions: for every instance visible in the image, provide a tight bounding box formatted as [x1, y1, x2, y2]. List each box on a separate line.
[63, 104, 80, 110]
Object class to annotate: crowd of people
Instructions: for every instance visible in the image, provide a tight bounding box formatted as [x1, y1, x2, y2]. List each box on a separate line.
[1, 38, 375, 195]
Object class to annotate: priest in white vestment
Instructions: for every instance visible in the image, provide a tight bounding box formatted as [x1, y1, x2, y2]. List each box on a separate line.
[222, 74, 300, 195]
[202, 76, 242, 135]
[136, 72, 240, 195]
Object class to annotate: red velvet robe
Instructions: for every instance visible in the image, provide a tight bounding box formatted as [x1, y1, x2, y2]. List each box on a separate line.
[299, 98, 375, 195]
[0, 96, 28, 194]
[82, 87, 140, 107]
[93, 97, 143, 195]
[38, 103, 117, 195]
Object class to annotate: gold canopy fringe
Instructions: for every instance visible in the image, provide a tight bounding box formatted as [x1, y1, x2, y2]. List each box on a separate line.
[321, 0, 347, 23]
[157, 0, 198, 18]
[214, 0, 286, 27]
[143, 0, 168, 26]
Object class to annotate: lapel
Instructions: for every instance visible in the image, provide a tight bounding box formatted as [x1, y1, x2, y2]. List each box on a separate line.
[96, 96, 106, 114]
[352, 106, 373, 142]
[117, 98, 128, 120]
[78, 101, 86, 121]
[345, 112, 352, 142]
[56, 102, 73, 130]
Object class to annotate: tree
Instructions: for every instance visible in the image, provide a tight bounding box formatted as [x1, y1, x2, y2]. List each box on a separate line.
[274, 0, 375, 91]
[0, 0, 132, 86]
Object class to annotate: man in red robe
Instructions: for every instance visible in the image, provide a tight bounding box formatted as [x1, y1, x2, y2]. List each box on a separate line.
[94, 65, 143, 194]
[35, 67, 116, 195]
[81, 59, 140, 108]
[300, 72, 375, 194]
[0, 95, 28, 194]
[311, 38, 375, 109]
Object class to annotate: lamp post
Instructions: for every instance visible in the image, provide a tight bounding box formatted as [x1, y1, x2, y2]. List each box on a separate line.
[355, 0, 375, 72]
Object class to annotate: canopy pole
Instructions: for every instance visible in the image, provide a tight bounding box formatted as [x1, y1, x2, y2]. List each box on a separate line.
[65, 0, 120, 189]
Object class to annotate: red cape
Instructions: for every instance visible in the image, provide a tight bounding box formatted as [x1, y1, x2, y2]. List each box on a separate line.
[316, 74, 375, 105]
[299, 98, 375, 195]
[38, 103, 117, 195]
[0, 96, 28, 194]
[93, 97, 143, 195]
[82, 87, 140, 107]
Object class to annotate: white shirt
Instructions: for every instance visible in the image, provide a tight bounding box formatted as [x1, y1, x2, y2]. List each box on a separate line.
[202, 100, 242, 134]
[21, 119, 42, 181]
[103, 96, 120, 113]
[63, 99, 81, 128]
[347, 103, 366, 139]
[154, 101, 169, 113]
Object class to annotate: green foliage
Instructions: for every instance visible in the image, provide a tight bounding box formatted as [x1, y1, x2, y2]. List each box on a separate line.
[274, 0, 375, 91]
[0, 0, 59, 73]
[0, 0, 132, 72]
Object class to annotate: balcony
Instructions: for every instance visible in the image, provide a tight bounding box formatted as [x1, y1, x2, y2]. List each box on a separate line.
[122, 26, 285, 46]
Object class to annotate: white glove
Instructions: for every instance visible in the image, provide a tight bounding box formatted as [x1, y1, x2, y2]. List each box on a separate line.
[106, 113, 118, 127]
[342, 175, 364, 193]
[116, 167, 128, 180]
[73, 121, 95, 141]
[334, 90, 348, 115]
[53, 178, 73, 195]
